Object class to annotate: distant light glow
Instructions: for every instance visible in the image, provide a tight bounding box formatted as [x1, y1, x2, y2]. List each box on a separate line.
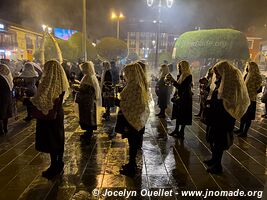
[48, 27, 52, 33]
[5, 50, 11, 56]
[119, 13, 124, 19]
[111, 12, 124, 20]
[166, 0, 174, 8]
[42, 24, 47, 31]
[147, 0, 154, 7]
[111, 12, 117, 19]
[0, 24, 4, 29]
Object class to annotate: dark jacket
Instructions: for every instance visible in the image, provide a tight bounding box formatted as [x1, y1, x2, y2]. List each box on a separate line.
[102, 70, 114, 107]
[206, 87, 236, 150]
[171, 75, 192, 125]
[76, 84, 97, 130]
[156, 77, 169, 109]
[0, 76, 12, 119]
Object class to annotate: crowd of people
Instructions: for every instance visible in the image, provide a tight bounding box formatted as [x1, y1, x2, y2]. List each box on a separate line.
[0, 57, 267, 179]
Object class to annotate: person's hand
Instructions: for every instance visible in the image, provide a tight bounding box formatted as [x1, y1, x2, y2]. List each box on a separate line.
[165, 73, 175, 83]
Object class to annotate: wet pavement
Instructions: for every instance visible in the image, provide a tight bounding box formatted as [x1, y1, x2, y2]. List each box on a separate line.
[0, 90, 266, 200]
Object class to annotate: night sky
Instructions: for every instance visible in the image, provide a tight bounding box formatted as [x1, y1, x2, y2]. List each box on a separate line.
[0, 0, 267, 39]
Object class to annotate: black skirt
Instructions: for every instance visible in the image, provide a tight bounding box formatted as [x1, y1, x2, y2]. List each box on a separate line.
[35, 107, 64, 154]
[241, 101, 256, 121]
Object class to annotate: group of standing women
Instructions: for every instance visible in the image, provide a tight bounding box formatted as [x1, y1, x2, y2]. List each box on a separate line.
[1, 58, 266, 179]
[157, 60, 264, 174]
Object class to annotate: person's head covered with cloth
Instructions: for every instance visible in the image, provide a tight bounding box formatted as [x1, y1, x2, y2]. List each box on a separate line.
[213, 60, 250, 120]
[31, 60, 69, 115]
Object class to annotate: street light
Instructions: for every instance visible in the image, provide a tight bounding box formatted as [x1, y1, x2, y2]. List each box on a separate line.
[111, 11, 125, 39]
[42, 24, 52, 33]
[146, 0, 174, 69]
[82, 0, 87, 62]
[40, 24, 62, 64]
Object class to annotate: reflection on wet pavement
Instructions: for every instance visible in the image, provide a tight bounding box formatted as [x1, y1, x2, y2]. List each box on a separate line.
[0, 92, 265, 200]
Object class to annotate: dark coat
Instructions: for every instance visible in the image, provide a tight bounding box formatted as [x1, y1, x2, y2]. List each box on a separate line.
[102, 70, 114, 107]
[241, 101, 256, 121]
[76, 84, 97, 130]
[156, 77, 169, 109]
[0, 76, 12, 119]
[34, 93, 65, 154]
[206, 88, 236, 150]
[171, 75, 192, 125]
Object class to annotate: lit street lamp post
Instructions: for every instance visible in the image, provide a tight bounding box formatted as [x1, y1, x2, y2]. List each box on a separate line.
[111, 12, 125, 39]
[41, 25, 63, 65]
[147, 0, 174, 69]
[82, 0, 87, 62]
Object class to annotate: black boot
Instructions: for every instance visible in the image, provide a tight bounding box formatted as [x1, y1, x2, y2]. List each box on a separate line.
[207, 148, 223, 174]
[238, 121, 251, 137]
[234, 120, 245, 134]
[42, 153, 64, 179]
[176, 125, 185, 139]
[156, 109, 165, 118]
[207, 164, 223, 174]
[169, 121, 179, 136]
[3, 119, 8, 134]
[203, 159, 216, 166]
[120, 162, 137, 177]
[0, 120, 5, 135]
[80, 130, 93, 140]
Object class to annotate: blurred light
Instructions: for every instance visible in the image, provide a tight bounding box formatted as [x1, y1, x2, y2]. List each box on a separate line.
[92, 42, 96, 47]
[0, 24, 4, 29]
[42, 24, 47, 31]
[119, 13, 124, 19]
[139, 19, 144, 23]
[111, 12, 124, 20]
[6, 51, 11, 56]
[153, 20, 157, 24]
[166, 0, 174, 8]
[147, 47, 149, 50]
[147, 0, 154, 7]
[48, 27, 52, 33]
[111, 12, 117, 19]
[152, 40, 156, 45]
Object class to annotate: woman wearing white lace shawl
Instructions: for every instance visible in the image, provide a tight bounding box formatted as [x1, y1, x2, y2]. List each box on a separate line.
[115, 63, 150, 176]
[204, 61, 250, 174]
[0, 64, 13, 135]
[234, 61, 262, 137]
[166, 60, 193, 139]
[75, 61, 102, 139]
[30, 60, 69, 179]
[101, 61, 114, 120]
[19, 62, 39, 121]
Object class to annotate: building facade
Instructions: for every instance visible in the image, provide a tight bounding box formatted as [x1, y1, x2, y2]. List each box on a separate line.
[0, 19, 42, 61]
[127, 31, 178, 60]
[246, 36, 262, 61]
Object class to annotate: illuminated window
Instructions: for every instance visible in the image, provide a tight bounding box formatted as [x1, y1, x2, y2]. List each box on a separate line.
[247, 40, 254, 49]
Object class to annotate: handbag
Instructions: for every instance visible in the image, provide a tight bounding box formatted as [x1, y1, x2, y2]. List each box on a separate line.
[171, 93, 180, 105]
[200, 100, 212, 125]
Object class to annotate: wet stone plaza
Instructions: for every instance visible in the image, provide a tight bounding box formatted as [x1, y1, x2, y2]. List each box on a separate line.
[0, 91, 266, 200]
